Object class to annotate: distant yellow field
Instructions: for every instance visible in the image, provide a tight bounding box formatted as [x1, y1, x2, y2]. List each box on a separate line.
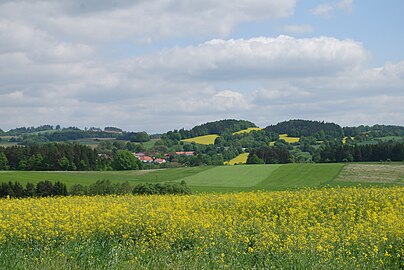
[233, 127, 263, 135]
[181, 134, 219, 145]
[278, 134, 300, 143]
[224, 153, 249, 165]
[342, 136, 353, 144]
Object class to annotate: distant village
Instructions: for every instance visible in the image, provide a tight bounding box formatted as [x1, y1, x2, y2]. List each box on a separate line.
[133, 151, 195, 165]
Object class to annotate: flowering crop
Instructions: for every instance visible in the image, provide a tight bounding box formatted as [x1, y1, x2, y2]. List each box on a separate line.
[0, 186, 403, 269]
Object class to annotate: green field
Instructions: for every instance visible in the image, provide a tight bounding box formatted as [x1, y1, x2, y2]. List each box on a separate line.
[256, 163, 344, 190]
[178, 164, 281, 187]
[0, 167, 210, 187]
[1, 163, 402, 193]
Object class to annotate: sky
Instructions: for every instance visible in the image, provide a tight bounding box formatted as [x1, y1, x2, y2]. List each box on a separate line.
[1, 0, 404, 133]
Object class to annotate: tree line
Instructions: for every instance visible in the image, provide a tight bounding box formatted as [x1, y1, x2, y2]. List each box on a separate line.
[0, 144, 143, 171]
[166, 119, 256, 139]
[318, 140, 404, 162]
[0, 179, 191, 198]
[265, 119, 344, 139]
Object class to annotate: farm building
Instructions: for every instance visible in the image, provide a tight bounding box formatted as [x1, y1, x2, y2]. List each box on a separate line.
[175, 151, 195, 156]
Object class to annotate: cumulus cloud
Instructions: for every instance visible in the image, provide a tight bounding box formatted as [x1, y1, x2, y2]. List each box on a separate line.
[131, 36, 369, 80]
[1, 32, 403, 131]
[0, 0, 403, 132]
[0, 0, 297, 42]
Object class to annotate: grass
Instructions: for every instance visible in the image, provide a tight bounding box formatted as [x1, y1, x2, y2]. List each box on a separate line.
[232, 127, 263, 135]
[256, 163, 345, 190]
[0, 167, 211, 188]
[334, 163, 404, 184]
[224, 153, 249, 165]
[1, 163, 402, 193]
[181, 134, 219, 145]
[178, 164, 281, 188]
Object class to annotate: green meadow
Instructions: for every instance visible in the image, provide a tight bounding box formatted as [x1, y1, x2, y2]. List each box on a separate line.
[2, 163, 400, 193]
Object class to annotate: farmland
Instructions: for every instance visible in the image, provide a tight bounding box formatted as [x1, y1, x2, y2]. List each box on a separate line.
[1, 163, 404, 269]
[224, 152, 249, 165]
[181, 134, 219, 145]
[335, 163, 404, 184]
[1, 186, 402, 269]
[2, 163, 401, 193]
[232, 127, 263, 135]
[279, 133, 300, 143]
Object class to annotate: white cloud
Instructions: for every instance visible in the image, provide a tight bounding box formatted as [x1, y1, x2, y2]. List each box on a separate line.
[311, 0, 354, 17]
[311, 4, 333, 17]
[0, 0, 402, 132]
[1, 33, 402, 131]
[0, 0, 297, 42]
[131, 36, 369, 81]
[282, 24, 314, 34]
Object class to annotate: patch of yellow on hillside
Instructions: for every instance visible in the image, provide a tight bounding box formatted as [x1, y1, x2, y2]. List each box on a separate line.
[342, 137, 353, 144]
[224, 153, 249, 165]
[233, 127, 263, 135]
[279, 134, 300, 143]
[181, 134, 219, 145]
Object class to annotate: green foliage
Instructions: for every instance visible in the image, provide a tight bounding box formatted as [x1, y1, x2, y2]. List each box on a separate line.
[167, 119, 256, 139]
[117, 131, 150, 142]
[0, 152, 9, 170]
[248, 146, 290, 164]
[247, 154, 264, 164]
[70, 184, 88, 196]
[0, 180, 68, 198]
[104, 126, 122, 132]
[36, 180, 55, 197]
[318, 140, 404, 162]
[133, 181, 191, 195]
[0, 143, 97, 171]
[265, 119, 343, 139]
[112, 150, 142, 170]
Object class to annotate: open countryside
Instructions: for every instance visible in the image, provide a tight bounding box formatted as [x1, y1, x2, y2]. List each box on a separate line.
[2, 0, 404, 268]
[1, 119, 404, 269]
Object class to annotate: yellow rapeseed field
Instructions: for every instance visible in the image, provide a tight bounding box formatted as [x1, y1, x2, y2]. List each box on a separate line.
[181, 134, 219, 145]
[279, 133, 300, 143]
[224, 153, 249, 165]
[0, 187, 403, 269]
[233, 127, 263, 135]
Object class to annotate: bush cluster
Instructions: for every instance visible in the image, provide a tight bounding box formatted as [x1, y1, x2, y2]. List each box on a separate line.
[0, 180, 191, 198]
[0, 180, 67, 198]
[132, 181, 191, 195]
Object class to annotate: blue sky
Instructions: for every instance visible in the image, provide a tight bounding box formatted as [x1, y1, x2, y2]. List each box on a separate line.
[1, 0, 403, 132]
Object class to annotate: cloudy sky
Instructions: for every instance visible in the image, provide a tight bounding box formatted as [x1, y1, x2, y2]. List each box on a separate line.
[1, 0, 403, 132]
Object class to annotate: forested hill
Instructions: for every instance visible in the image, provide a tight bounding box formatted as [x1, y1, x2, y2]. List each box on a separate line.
[264, 120, 344, 139]
[169, 119, 257, 139]
[343, 124, 404, 137]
